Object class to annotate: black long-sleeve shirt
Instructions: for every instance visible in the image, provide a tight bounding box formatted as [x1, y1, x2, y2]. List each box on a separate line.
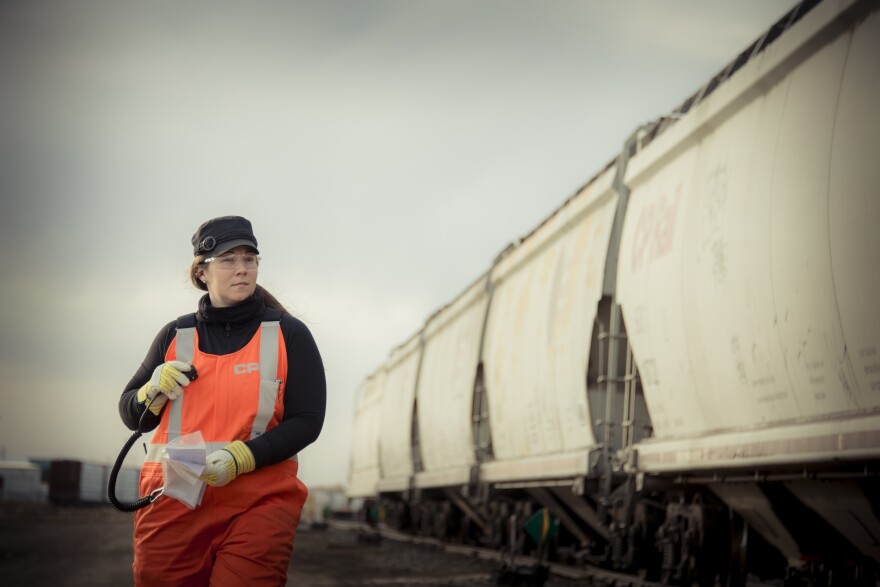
[119, 292, 326, 468]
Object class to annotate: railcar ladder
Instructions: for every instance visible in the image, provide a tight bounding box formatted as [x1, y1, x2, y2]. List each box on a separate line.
[596, 302, 642, 502]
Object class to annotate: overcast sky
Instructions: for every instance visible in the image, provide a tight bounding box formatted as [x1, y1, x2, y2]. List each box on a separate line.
[0, 0, 799, 489]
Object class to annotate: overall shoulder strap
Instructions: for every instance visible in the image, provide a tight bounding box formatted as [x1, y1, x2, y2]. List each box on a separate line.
[173, 313, 197, 363]
[262, 308, 283, 322]
[175, 313, 198, 329]
[252, 308, 283, 439]
[167, 313, 197, 441]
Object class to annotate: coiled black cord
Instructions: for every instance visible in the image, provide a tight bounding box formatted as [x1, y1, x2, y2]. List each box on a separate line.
[107, 366, 198, 512]
[107, 426, 159, 512]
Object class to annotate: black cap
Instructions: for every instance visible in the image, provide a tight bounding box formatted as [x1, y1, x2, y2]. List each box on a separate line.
[191, 216, 259, 257]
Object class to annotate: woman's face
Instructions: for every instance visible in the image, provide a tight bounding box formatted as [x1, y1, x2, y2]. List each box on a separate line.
[199, 245, 259, 307]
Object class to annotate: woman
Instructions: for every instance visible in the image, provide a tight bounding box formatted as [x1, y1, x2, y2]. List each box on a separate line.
[119, 215, 326, 586]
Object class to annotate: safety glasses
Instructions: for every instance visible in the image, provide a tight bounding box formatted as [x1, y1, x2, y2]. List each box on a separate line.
[202, 253, 261, 270]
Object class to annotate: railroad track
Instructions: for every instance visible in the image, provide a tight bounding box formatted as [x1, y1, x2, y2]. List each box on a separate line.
[329, 521, 784, 587]
[330, 521, 665, 587]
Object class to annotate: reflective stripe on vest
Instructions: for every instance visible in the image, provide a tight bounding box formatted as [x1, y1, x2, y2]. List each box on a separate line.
[252, 320, 280, 439]
[144, 442, 298, 464]
[166, 327, 195, 442]
[146, 442, 237, 463]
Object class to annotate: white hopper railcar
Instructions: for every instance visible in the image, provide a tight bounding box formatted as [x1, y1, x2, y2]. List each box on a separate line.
[347, 0, 880, 583]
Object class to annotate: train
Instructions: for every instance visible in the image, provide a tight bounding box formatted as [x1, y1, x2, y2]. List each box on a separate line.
[346, 0, 880, 585]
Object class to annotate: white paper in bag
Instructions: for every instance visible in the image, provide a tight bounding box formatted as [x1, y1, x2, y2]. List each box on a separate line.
[161, 431, 207, 509]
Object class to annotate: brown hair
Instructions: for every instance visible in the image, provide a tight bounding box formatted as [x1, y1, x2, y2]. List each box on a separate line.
[189, 256, 288, 313]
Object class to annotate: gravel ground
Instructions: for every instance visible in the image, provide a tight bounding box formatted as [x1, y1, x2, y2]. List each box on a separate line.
[0, 503, 582, 587]
[0, 502, 135, 587]
[293, 524, 585, 587]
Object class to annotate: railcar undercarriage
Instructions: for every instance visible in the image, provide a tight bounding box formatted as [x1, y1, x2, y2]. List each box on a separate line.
[371, 462, 880, 586]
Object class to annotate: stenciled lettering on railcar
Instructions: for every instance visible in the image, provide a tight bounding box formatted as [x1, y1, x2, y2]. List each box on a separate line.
[859, 347, 877, 358]
[730, 336, 749, 385]
[859, 347, 880, 393]
[699, 165, 729, 285]
[631, 183, 683, 271]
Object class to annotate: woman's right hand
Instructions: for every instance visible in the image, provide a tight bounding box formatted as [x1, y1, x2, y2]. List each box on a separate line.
[137, 361, 193, 415]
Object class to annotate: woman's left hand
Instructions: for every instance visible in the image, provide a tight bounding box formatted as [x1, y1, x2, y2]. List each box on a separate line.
[200, 441, 256, 487]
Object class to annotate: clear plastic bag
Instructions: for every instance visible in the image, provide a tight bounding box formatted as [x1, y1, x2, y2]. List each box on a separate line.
[160, 431, 207, 509]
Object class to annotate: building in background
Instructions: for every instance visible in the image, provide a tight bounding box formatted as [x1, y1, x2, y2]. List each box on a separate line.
[0, 461, 48, 503]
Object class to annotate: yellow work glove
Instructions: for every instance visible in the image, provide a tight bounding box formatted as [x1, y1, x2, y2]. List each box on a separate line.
[136, 361, 193, 416]
[200, 441, 256, 487]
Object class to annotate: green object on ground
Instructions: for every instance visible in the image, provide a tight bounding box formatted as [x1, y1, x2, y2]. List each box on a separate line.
[524, 508, 559, 545]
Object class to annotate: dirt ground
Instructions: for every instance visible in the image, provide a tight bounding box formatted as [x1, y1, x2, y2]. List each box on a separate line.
[0, 502, 135, 587]
[0, 503, 582, 587]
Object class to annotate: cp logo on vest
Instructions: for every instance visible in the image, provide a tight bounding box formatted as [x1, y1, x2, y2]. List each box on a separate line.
[233, 363, 260, 375]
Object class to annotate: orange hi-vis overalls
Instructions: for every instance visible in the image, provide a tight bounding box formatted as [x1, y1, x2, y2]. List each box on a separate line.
[134, 313, 308, 587]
